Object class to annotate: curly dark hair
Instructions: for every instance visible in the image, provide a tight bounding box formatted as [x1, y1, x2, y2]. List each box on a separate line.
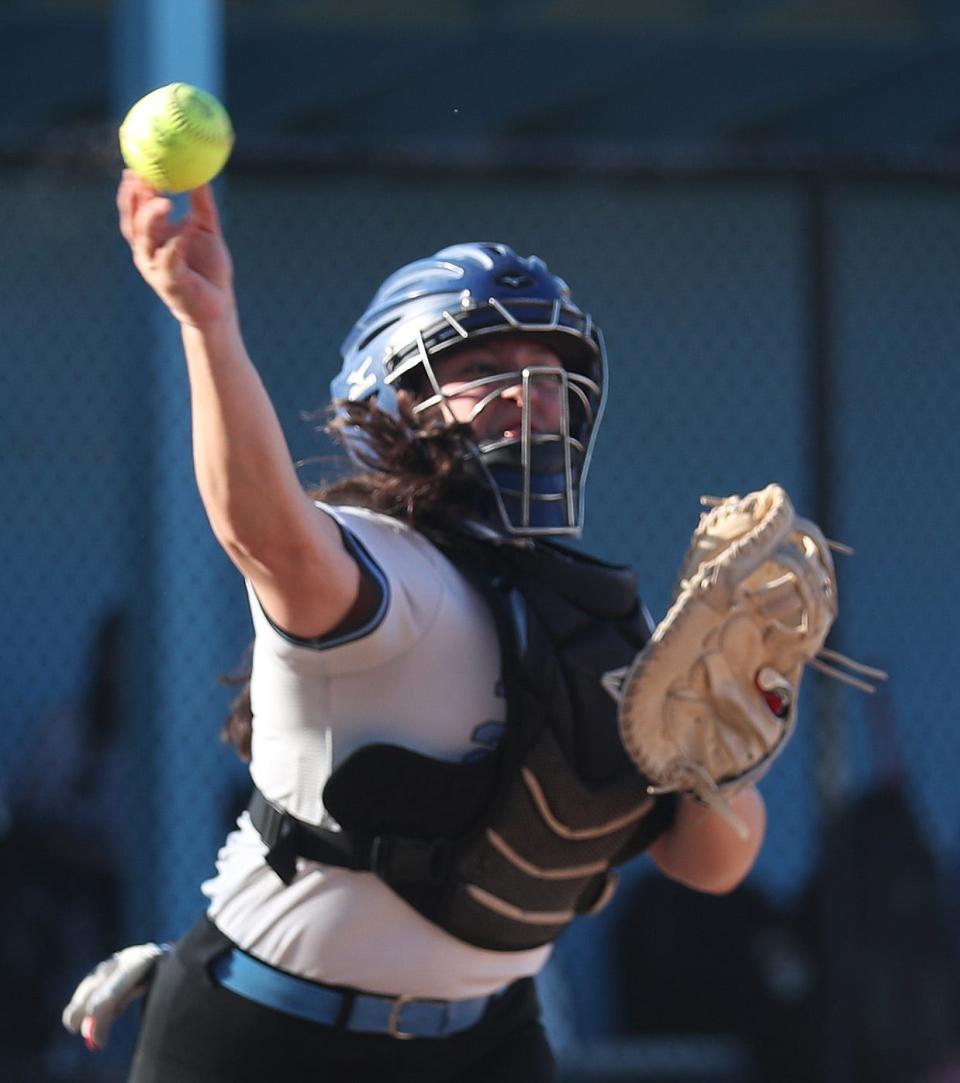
[220, 395, 480, 761]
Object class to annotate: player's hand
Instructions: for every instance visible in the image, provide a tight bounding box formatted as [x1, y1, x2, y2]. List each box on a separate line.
[118, 170, 235, 330]
[62, 941, 169, 1051]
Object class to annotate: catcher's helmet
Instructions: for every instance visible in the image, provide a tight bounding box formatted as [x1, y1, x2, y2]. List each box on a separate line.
[331, 242, 606, 537]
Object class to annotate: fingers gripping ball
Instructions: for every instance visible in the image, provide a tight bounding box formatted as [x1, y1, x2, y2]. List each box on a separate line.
[119, 83, 234, 194]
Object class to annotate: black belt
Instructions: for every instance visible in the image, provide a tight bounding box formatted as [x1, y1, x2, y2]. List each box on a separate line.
[247, 788, 451, 888]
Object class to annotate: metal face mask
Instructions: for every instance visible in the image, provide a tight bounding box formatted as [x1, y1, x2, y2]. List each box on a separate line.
[332, 243, 607, 538]
[410, 342, 603, 536]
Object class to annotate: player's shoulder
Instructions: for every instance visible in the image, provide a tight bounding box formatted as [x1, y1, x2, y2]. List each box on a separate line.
[316, 501, 450, 577]
[318, 501, 425, 545]
[319, 501, 410, 537]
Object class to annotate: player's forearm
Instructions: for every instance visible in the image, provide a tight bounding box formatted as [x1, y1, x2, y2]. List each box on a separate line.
[648, 787, 765, 894]
[180, 317, 325, 562]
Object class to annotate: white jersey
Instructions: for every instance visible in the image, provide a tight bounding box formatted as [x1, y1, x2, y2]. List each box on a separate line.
[202, 504, 551, 999]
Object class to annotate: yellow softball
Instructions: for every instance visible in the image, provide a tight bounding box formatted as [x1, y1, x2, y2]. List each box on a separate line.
[119, 83, 234, 194]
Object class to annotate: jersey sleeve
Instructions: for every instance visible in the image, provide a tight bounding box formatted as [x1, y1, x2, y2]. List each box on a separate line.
[245, 503, 449, 676]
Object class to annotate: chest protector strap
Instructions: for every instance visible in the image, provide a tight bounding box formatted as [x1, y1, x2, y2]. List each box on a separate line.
[248, 536, 674, 952]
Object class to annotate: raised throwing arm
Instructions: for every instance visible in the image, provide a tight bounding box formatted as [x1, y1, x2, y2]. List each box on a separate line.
[117, 172, 372, 638]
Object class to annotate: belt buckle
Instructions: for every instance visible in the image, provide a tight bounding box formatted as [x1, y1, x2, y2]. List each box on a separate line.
[387, 994, 449, 1040]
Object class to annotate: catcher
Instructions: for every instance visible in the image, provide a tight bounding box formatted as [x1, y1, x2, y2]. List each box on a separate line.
[62, 173, 880, 1083]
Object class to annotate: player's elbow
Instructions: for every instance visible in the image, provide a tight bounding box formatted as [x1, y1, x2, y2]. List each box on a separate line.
[651, 848, 757, 896]
[687, 865, 752, 895]
[647, 789, 766, 895]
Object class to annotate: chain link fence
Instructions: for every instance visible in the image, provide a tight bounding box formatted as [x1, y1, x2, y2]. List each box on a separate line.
[2, 154, 959, 1081]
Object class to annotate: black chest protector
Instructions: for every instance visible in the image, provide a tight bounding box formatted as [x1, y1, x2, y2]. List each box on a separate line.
[248, 535, 675, 952]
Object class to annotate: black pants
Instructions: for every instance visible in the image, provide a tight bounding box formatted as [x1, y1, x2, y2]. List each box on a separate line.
[128, 917, 558, 1083]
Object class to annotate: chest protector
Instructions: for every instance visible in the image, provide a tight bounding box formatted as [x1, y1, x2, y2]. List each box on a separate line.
[249, 535, 672, 952]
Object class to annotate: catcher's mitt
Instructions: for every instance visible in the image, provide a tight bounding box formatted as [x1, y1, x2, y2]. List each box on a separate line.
[618, 483, 886, 836]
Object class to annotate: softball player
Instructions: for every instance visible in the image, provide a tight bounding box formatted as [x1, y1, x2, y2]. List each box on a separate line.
[63, 173, 765, 1082]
